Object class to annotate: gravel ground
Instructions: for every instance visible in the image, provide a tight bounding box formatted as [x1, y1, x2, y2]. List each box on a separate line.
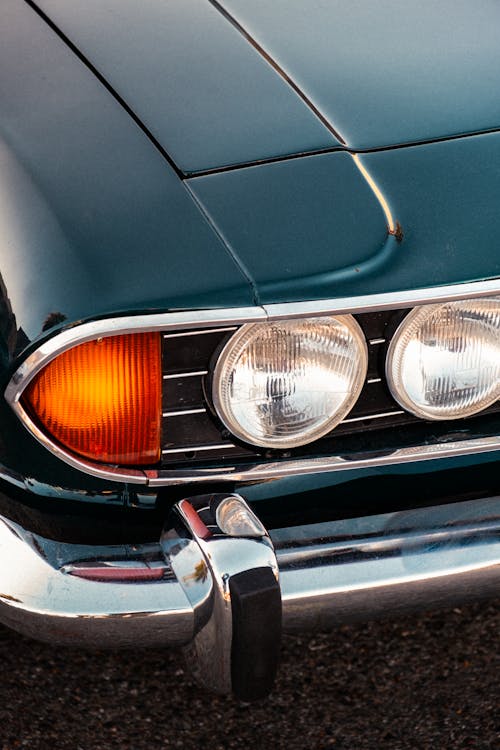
[0, 600, 498, 750]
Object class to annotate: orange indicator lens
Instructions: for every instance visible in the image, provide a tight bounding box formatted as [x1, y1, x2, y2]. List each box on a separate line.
[23, 333, 161, 465]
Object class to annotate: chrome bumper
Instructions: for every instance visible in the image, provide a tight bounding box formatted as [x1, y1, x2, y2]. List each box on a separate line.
[1, 494, 499, 699]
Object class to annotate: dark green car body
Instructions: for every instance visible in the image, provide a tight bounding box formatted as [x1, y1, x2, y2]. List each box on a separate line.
[0, 0, 499, 526]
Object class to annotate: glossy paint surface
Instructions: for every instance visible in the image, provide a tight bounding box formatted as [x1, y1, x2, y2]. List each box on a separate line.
[0, 1, 498, 503]
[35, 0, 338, 172]
[191, 134, 500, 303]
[220, 0, 500, 151]
[0, 0, 253, 344]
[190, 152, 388, 288]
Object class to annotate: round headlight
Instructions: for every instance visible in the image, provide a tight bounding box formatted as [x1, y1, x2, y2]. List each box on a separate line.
[386, 298, 500, 420]
[212, 316, 367, 448]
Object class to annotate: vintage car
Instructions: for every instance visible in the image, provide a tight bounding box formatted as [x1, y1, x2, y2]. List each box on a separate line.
[0, 0, 499, 701]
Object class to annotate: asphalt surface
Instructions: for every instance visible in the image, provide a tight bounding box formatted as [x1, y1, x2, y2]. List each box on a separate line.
[1, 599, 498, 750]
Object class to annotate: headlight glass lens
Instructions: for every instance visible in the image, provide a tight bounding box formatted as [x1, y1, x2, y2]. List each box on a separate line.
[212, 316, 367, 448]
[386, 298, 500, 420]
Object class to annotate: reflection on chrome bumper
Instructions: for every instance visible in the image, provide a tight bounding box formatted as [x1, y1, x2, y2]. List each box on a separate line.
[0, 495, 499, 697]
[275, 498, 500, 631]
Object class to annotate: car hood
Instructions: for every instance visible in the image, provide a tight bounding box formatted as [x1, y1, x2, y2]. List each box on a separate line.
[0, 1, 257, 344]
[35, 0, 500, 172]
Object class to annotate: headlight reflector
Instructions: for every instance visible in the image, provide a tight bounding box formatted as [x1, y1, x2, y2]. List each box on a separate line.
[386, 298, 500, 420]
[212, 316, 367, 448]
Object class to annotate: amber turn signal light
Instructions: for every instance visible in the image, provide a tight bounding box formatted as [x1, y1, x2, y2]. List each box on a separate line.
[22, 333, 161, 465]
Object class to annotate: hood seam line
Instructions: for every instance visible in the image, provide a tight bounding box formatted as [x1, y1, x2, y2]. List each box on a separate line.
[207, 0, 346, 146]
[183, 182, 261, 306]
[24, 0, 186, 181]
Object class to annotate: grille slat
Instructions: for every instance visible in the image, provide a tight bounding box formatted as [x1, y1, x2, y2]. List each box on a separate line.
[342, 410, 405, 424]
[162, 444, 238, 456]
[163, 370, 208, 379]
[162, 408, 207, 418]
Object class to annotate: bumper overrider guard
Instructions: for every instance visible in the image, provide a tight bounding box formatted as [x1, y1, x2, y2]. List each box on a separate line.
[1, 493, 499, 699]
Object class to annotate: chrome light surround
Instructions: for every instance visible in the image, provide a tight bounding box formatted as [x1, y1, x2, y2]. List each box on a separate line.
[212, 316, 367, 449]
[4, 278, 500, 486]
[386, 298, 500, 420]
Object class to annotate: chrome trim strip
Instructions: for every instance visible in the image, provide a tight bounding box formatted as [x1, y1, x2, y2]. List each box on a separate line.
[368, 337, 386, 345]
[263, 278, 500, 319]
[367, 377, 382, 384]
[148, 435, 500, 485]
[5, 278, 500, 485]
[351, 154, 396, 233]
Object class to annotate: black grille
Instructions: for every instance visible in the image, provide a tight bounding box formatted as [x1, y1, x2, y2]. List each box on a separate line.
[158, 309, 500, 467]
[161, 327, 255, 463]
